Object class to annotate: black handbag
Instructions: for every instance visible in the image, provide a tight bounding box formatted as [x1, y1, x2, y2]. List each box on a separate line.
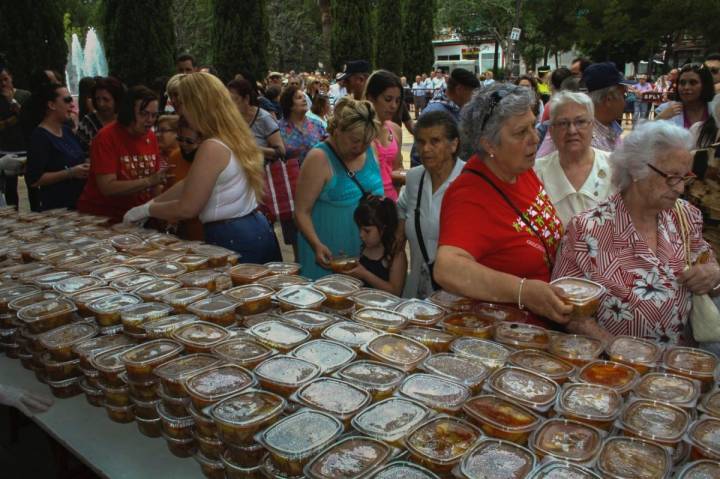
[414, 171, 440, 291]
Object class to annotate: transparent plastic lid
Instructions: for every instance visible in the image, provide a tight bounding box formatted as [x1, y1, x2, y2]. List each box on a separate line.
[171, 321, 231, 348]
[596, 437, 670, 479]
[176, 254, 209, 269]
[53, 276, 105, 295]
[259, 408, 343, 459]
[606, 336, 663, 367]
[304, 436, 391, 479]
[508, 349, 575, 381]
[439, 311, 497, 337]
[530, 418, 602, 463]
[405, 416, 481, 466]
[160, 287, 210, 306]
[364, 333, 430, 371]
[152, 353, 221, 383]
[110, 273, 157, 292]
[620, 399, 690, 443]
[550, 276, 605, 305]
[450, 337, 511, 369]
[257, 273, 310, 290]
[281, 309, 338, 332]
[293, 377, 371, 419]
[368, 461, 440, 479]
[527, 461, 602, 479]
[494, 322, 550, 350]
[87, 293, 142, 314]
[393, 299, 445, 326]
[351, 397, 430, 443]
[577, 360, 639, 394]
[460, 439, 536, 478]
[121, 302, 173, 321]
[184, 364, 255, 402]
[471, 301, 529, 322]
[133, 278, 182, 299]
[211, 338, 275, 367]
[70, 286, 119, 306]
[143, 314, 198, 337]
[255, 355, 321, 388]
[72, 333, 135, 359]
[276, 285, 326, 309]
[39, 322, 98, 350]
[687, 417, 720, 459]
[321, 321, 381, 349]
[663, 346, 718, 378]
[291, 339, 355, 374]
[676, 460, 720, 479]
[420, 353, 489, 389]
[17, 297, 77, 323]
[352, 289, 401, 309]
[488, 367, 559, 411]
[122, 256, 158, 270]
[549, 334, 604, 362]
[313, 276, 360, 298]
[90, 265, 137, 281]
[463, 394, 541, 433]
[210, 388, 285, 427]
[634, 372, 700, 406]
[8, 290, 63, 311]
[0, 284, 40, 307]
[248, 320, 310, 350]
[399, 373, 470, 412]
[109, 234, 144, 251]
[353, 307, 410, 332]
[700, 390, 720, 418]
[264, 261, 300, 275]
[229, 263, 270, 282]
[336, 360, 406, 390]
[186, 295, 238, 316]
[92, 344, 137, 372]
[557, 382, 622, 421]
[178, 270, 221, 288]
[400, 327, 454, 348]
[145, 262, 187, 278]
[191, 244, 234, 262]
[32, 270, 75, 288]
[223, 284, 274, 303]
[120, 339, 183, 366]
[428, 290, 473, 311]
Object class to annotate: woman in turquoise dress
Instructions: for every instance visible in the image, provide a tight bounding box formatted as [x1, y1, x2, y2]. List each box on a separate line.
[295, 97, 384, 279]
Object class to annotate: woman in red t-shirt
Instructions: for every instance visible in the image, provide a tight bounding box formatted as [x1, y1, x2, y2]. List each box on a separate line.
[435, 84, 572, 326]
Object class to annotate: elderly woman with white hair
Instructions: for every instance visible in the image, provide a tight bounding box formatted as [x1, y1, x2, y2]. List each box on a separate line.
[553, 121, 720, 344]
[435, 83, 573, 327]
[535, 91, 614, 226]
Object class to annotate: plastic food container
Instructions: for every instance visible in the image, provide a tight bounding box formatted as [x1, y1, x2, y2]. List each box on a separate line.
[109, 273, 157, 292]
[487, 366, 559, 413]
[362, 333, 430, 372]
[136, 416, 162, 438]
[178, 270, 222, 292]
[109, 234, 144, 251]
[99, 379, 131, 407]
[606, 336, 663, 374]
[280, 309, 338, 337]
[548, 334, 604, 366]
[132, 279, 182, 301]
[463, 394, 541, 444]
[676, 460, 720, 479]
[550, 276, 605, 318]
[224, 441, 265, 468]
[47, 376, 83, 398]
[194, 451, 224, 479]
[529, 418, 602, 463]
[229, 264, 270, 285]
[257, 273, 310, 291]
[87, 293, 142, 327]
[211, 338, 275, 369]
[577, 360, 639, 395]
[292, 377, 371, 426]
[256, 408, 344, 476]
[494, 322, 550, 350]
[420, 353, 489, 392]
[244, 320, 309, 353]
[555, 382, 622, 431]
[439, 311, 497, 339]
[40, 352, 81, 382]
[31, 271, 75, 289]
[634, 372, 700, 408]
[90, 265, 137, 282]
[192, 244, 237, 267]
[69, 287, 120, 317]
[328, 255, 359, 273]
[275, 285, 326, 312]
[428, 290, 473, 312]
[458, 439, 536, 479]
[221, 452, 263, 479]
[262, 261, 299, 276]
[161, 288, 210, 314]
[145, 262, 187, 279]
[122, 256, 159, 270]
[79, 377, 104, 407]
[508, 349, 575, 384]
[171, 321, 231, 354]
[313, 277, 360, 310]
[353, 307, 409, 333]
[72, 334, 135, 370]
[254, 355, 321, 396]
[143, 314, 198, 339]
[321, 320, 381, 350]
[352, 289, 402, 310]
[194, 431, 223, 460]
[210, 389, 285, 447]
[120, 339, 184, 383]
[38, 321, 98, 361]
[53, 276, 105, 295]
[128, 381, 160, 403]
[393, 299, 445, 326]
[399, 327, 454, 353]
[304, 436, 392, 479]
[184, 364, 256, 409]
[153, 353, 222, 398]
[596, 436, 671, 479]
[527, 461, 601, 479]
[700, 390, 720, 418]
[686, 417, 720, 460]
[186, 295, 237, 327]
[663, 346, 718, 390]
[120, 302, 173, 335]
[161, 431, 197, 458]
[157, 402, 194, 440]
[159, 388, 191, 417]
[335, 360, 406, 400]
[17, 298, 77, 333]
[368, 461, 440, 479]
[450, 337, 511, 370]
[8, 291, 62, 319]
[398, 373, 470, 414]
[619, 399, 690, 446]
[175, 254, 209, 272]
[0, 285, 34, 314]
[352, 397, 430, 448]
[405, 415, 481, 474]
[291, 339, 355, 374]
[223, 285, 274, 315]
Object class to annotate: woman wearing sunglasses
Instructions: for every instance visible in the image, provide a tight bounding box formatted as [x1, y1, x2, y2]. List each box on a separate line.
[655, 64, 715, 128]
[554, 121, 720, 345]
[26, 82, 89, 211]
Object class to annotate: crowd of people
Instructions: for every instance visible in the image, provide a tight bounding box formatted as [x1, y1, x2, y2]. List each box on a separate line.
[2, 49, 720, 354]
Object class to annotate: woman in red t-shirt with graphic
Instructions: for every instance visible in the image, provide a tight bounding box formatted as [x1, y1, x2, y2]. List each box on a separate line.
[434, 84, 572, 327]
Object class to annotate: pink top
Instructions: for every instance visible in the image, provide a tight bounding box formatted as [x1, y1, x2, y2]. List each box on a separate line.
[374, 121, 399, 201]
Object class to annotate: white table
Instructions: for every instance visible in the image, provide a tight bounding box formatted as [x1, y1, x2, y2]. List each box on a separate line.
[0, 355, 201, 479]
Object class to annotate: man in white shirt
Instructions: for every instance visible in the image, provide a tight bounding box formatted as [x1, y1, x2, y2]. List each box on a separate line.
[412, 75, 428, 118]
[432, 71, 446, 93]
[328, 73, 347, 108]
[483, 70, 495, 87]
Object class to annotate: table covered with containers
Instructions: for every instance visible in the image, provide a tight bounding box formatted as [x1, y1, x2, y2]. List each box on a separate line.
[0, 206, 719, 479]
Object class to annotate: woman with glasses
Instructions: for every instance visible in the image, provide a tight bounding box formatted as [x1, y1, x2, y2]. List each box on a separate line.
[26, 82, 89, 210]
[535, 91, 614, 226]
[434, 84, 572, 327]
[554, 121, 720, 344]
[655, 64, 715, 128]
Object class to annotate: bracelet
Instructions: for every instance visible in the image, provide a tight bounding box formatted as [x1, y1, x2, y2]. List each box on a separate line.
[517, 277, 526, 310]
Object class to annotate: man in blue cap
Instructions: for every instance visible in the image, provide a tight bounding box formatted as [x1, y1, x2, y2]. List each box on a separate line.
[337, 60, 371, 101]
[583, 61, 634, 152]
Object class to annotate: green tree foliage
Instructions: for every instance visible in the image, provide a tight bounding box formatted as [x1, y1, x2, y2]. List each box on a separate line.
[102, 0, 175, 86]
[61, 0, 102, 46]
[403, 0, 436, 79]
[266, 0, 324, 72]
[172, 0, 213, 67]
[0, 0, 68, 88]
[330, 1, 373, 73]
[520, 0, 581, 68]
[375, 0, 404, 74]
[213, 0, 268, 82]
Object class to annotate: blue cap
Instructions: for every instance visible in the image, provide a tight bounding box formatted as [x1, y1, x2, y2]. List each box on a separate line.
[582, 62, 634, 92]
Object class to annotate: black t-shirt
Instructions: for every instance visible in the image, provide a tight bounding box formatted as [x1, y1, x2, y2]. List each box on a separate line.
[0, 89, 31, 151]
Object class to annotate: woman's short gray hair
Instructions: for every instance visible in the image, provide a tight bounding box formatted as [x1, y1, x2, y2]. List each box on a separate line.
[459, 83, 536, 158]
[549, 91, 594, 122]
[610, 121, 693, 191]
[588, 85, 623, 106]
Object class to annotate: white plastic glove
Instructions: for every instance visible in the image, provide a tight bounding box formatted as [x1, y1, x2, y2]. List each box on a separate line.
[123, 201, 153, 224]
[0, 384, 53, 417]
[0, 154, 26, 175]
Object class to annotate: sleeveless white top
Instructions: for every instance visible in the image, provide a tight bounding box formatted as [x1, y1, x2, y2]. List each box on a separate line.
[199, 138, 258, 223]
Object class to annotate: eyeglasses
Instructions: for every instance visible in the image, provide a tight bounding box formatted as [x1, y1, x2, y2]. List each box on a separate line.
[647, 163, 696, 187]
[62, 96, 73, 104]
[553, 118, 592, 131]
[176, 135, 198, 145]
[480, 90, 509, 133]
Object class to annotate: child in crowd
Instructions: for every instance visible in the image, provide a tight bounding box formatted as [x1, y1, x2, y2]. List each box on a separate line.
[348, 195, 407, 295]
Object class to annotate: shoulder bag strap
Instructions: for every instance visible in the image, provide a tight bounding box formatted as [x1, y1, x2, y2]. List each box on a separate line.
[414, 171, 432, 265]
[324, 141, 369, 197]
[674, 201, 692, 268]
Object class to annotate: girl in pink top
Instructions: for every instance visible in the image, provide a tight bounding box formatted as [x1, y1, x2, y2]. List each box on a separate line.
[365, 70, 404, 201]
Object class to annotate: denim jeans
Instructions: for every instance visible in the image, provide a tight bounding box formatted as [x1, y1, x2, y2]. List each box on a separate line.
[203, 211, 282, 264]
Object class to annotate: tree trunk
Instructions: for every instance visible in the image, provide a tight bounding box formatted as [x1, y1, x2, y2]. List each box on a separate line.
[318, 0, 331, 72]
[493, 40, 499, 75]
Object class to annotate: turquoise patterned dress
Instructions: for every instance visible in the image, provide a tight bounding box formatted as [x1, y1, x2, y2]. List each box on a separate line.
[298, 142, 384, 279]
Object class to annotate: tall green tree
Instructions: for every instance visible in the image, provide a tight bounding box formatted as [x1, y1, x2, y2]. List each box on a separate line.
[330, 1, 373, 73]
[102, 0, 175, 86]
[403, 0, 436, 79]
[172, 0, 213, 67]
[375, 0, 404, 74]
[0, 0, 67, 88]
[266, 0, 323, 72]
[213, 0, 268, 82]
